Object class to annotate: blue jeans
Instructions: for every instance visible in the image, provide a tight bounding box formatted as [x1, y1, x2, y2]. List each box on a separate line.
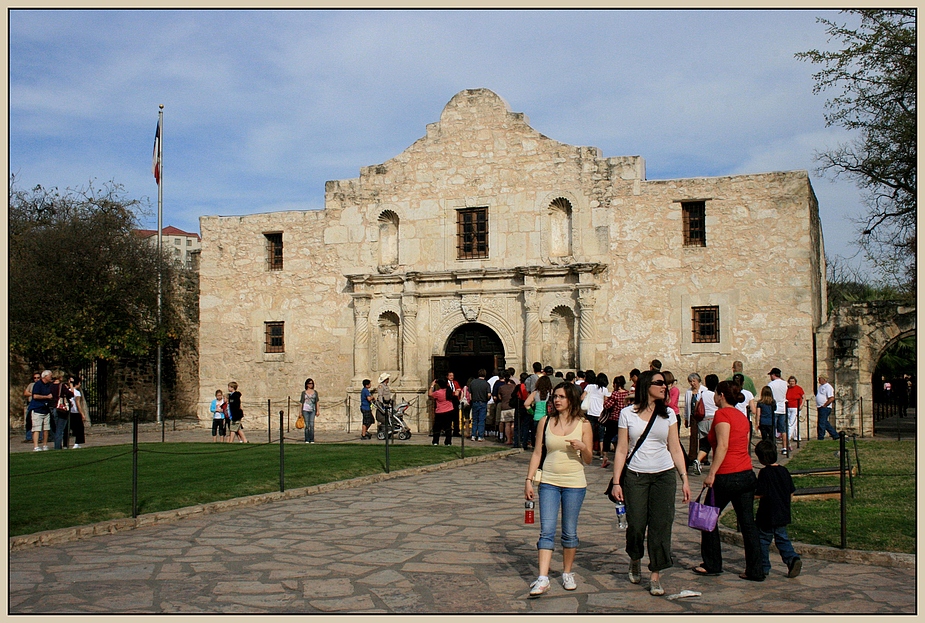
[537, 483, 586, 550]
[470, 401, 487, 439]
[54, 414, 70, 449]
[817, 407, 838, 440]
[303, 410, 316, 442]
[758, 525, 799, 575]
[518, 410, 534, 449]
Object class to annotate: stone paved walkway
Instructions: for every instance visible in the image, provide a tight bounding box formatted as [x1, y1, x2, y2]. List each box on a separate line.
[8, 438, 916, 614]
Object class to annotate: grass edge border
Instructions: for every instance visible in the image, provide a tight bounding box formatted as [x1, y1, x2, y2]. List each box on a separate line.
[716, 507, 914, 570]
[9, 448, 519, 552]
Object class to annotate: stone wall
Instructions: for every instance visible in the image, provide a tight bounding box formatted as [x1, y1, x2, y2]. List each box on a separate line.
[198, 89, 827, 432]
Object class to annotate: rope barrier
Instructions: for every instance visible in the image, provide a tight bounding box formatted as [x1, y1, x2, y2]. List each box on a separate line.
[136, 441, 275, 455]
[10, 449, 133, 477]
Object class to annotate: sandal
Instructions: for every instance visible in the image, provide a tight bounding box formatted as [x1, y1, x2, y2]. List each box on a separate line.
[691, 566, 722, 577]
[739, 573, 765, 582]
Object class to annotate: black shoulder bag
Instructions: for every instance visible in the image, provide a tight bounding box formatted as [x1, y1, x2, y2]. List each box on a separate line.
[605, 412, 658, 503]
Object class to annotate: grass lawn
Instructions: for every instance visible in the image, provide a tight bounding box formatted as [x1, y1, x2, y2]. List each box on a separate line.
[9, 442, 507, 537]
[721, 439, 915, 553]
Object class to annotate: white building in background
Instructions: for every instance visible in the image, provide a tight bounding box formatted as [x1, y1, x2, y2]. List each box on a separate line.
[135, 225, 201, 270]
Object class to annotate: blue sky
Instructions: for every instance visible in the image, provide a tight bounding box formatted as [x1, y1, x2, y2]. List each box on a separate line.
[10, 9, 872, 273]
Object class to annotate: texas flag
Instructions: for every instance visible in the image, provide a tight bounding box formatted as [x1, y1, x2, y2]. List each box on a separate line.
[152, 120, 161, 184]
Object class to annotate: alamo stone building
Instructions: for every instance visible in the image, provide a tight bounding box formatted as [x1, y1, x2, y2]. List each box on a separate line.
[199, 88, 827, 432]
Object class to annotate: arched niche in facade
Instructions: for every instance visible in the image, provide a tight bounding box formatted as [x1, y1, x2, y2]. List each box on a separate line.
[548, 305, 576, 370]
[549, 197, 573, 258]
[378, 210, 400, 270]
[375, 311, 401, 372]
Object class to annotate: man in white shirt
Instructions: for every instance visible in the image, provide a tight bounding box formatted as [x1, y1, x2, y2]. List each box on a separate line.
[767, 368, 790, 455]
[815, 375, 838, 440]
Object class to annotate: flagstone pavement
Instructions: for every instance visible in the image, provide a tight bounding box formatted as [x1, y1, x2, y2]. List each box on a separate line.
[8, 431, 916, 614]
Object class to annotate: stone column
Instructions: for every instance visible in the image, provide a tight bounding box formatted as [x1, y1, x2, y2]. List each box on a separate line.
[577, 289, 596, 370]
[352, 295, 371, 382]
[401, 294, 422, 386]
[524, 288, 542, 366]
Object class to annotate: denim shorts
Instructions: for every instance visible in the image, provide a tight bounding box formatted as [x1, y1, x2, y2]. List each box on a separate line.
[774, 412, 788, 434]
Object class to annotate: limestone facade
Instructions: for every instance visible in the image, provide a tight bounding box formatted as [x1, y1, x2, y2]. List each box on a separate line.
[198, 89, 827, 431]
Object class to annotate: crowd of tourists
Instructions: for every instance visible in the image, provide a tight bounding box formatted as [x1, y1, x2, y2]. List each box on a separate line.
[410, 358, 830, 598]
[21, 370, 90, 451]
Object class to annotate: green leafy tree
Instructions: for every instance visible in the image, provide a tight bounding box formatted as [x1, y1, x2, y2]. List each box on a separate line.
[9, 177, 188, 371]
[797, 9, 916, 289]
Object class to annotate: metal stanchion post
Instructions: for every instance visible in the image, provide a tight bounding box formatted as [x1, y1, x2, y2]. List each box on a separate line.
[279, 410, 285, 492]
[267, 399, 272, 444]
[132, 409, 138, 518]
[859, 397, 864, 438]
[839, 431, 847, 549]
[384, 404, 391, 474]
[287, 396, 291, 432]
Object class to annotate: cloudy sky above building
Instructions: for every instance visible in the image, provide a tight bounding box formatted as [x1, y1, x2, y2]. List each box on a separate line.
[10, 9, 872, 272]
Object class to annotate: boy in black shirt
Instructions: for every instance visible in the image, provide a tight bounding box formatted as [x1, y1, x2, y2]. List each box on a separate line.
[754, 440, 801, 577]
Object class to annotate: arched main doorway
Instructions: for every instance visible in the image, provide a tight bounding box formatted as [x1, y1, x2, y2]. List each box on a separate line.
[433, 323, 506, 385]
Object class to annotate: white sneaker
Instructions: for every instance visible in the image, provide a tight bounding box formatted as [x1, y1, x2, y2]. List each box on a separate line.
[649, 578, 665, 596]
[33, 447, 42, 452]
[529, 576, 550, 597]
[72, 444, 80, 449]
[692, 459, 702, 475]
[562, 572, 577, 591]
[42, 446, 48, 451]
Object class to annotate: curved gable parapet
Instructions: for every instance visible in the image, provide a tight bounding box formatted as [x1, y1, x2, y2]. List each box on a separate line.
[359, 89, 601, 181]
[438, 88, 520, 127]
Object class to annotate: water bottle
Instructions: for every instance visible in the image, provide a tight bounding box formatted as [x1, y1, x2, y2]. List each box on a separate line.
[615, 501, 628, 529]
[524, 500, 535, 524]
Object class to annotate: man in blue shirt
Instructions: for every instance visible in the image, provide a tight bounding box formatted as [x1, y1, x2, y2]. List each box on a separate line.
[28, 370, 54, 451]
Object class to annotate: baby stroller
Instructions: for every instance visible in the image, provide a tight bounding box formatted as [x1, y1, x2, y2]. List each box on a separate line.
[373, 398, 413, 440]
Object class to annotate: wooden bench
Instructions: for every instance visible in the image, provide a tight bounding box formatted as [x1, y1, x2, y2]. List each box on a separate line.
[789, 465, 857, 477]
[792, 485, 841, 501]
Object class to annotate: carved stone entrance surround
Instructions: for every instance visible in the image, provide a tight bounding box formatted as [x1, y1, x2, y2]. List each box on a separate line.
[346, 263, 606, 419]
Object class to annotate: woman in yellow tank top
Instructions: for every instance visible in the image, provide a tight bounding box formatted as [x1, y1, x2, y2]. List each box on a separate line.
[524, 382, 593, 596]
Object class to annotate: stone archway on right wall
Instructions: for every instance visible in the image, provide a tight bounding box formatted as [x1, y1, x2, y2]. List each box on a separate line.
[817, 301, 916, 437]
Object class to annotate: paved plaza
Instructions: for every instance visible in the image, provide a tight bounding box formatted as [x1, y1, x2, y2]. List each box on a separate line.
[8, 426, 916, 614]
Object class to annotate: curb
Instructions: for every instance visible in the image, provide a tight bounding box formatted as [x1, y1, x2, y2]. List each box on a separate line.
[717, 515, 914, 570]
[9, 448, 519, 552]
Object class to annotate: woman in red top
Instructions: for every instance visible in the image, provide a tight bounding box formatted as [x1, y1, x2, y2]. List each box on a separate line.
[429, 377, 456, 446]
[600, 376, 630, 469]
[691, 380, 765, 582]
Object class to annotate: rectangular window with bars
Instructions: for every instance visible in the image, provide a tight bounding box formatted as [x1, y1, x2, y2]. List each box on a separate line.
[265, 232, 283, 271]
[456, 207, 489, 260]
[265, 321, 285, 353]
[692, 306, 720, 343]
[682, 201, 706, 247]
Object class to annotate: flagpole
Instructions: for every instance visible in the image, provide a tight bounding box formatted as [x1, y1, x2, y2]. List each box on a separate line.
[156, 104, 164, 432]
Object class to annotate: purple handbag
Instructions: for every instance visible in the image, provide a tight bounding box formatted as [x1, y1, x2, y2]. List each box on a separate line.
[688, 487, 720, 532]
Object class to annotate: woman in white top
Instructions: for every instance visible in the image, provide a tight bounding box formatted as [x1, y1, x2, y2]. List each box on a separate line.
[524, 382, 593, 597]
[610, 370, 690, 596]
[580, 371, 611, 459]
[692, 374, 719, 474]
[67, 377, 89, 448]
